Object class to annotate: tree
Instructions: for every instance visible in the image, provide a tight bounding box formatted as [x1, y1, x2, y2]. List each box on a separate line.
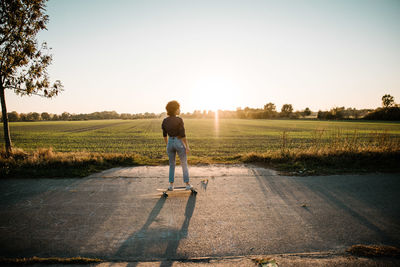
[364, 106, 400, 120]
[281, 104, 293, 117]
[19, 113, 27, 121]
[7, 111, 19, 121]
[382, 94, 395, 108]
[60, 112, 70, 121]
[26, 112, 40, 121]
[0, 0, 63, 154]
[263, 102, 277, 118]
[263, 102, 276, 112]
[302, 107, 311, 117]
[41, 112, 50, 120]
[330, 107, 345, 119]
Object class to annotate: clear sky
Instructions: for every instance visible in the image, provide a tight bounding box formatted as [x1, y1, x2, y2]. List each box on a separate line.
[6, 0, 400, 114]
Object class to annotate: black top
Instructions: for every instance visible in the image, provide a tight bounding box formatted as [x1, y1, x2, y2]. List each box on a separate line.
[162, 116, 186, 138]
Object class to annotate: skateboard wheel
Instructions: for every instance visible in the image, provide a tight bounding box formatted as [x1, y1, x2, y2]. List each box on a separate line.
[163, 193, 168, 198]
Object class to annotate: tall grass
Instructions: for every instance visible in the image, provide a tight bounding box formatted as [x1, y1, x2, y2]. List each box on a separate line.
[235, 129, 400, 175]
[0, 147, 154, 178]
[275, 128, 399, 154]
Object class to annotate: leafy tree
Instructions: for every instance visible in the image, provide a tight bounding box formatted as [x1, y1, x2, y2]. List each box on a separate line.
[7, 111, 19, 121]
[364, 106, 400, 120]
[61, 112, 70, 120]
[0, 0, 63, 154]
[263, 102, 277, 118]
[51, 114, 59, 120]
[302, 107, 311, 117]
[41, 112, 50, 120]
[330, 107, 345, 119]
[382, 94, 395, 108]
[19, 113, 27, 121]
[263, 102, 276, 112]
[281, 104, 293, 117]
[26, 112, 40, 121]
[318, 110, 332, 120]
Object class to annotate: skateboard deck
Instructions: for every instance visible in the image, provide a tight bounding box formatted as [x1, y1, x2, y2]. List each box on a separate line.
[157, 186, 197, 197]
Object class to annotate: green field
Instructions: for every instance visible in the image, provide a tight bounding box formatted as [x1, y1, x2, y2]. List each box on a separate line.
[3, 119, 400, 159]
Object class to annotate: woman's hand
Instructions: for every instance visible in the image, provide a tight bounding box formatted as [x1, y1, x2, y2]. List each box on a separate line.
[181, 137, 190, 155]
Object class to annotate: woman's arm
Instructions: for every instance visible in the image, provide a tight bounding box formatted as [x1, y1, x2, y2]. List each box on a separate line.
[178, 118, 189, 154]
[162, 118, 168, 144]
[181, 137, 190, 154]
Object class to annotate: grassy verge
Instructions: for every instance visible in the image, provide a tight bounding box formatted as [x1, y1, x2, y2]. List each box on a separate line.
[237, 150, 400, 175]
[1, 146, 399, 178]
[0, 256, 102, 264]
[0, 148, 157, 178]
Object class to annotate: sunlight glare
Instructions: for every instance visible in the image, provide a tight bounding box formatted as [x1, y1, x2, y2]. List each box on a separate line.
[214, 109, 219, 137]
[191, 76, 241, 112]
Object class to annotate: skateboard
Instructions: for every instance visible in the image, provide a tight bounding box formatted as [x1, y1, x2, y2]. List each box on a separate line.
[157, 186, 197, 198]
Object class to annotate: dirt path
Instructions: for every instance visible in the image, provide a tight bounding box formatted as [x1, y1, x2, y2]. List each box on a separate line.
[0, 165, 399, 263]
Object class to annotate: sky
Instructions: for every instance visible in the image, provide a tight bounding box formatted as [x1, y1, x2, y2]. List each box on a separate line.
[6, 0, 400, 114]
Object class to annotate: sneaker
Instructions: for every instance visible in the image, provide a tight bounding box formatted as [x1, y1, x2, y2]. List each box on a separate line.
[168, 185, 174, 191]
[185, 184, 193, 190]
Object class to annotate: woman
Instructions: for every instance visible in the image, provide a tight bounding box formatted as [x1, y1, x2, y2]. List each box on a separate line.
[162, 100, 192, 191]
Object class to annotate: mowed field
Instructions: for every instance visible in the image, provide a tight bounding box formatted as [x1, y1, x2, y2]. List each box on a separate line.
[3, 119, 400, 159]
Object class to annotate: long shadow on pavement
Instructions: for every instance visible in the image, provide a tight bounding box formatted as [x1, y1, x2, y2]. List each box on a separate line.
[115, 196, 166, 264]
[251, 168, 400, 248]
[302, 180, 399, 245]
[160, 194, 196, 267]
[116, 194, 197, 267]
[0, 178, 91, 258]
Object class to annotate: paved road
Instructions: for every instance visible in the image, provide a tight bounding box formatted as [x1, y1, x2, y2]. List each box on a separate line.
[0, 165, 399, 263]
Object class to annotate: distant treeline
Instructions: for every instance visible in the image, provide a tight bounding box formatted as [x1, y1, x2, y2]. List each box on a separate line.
[179, 101, 399, 121]
[4, 111, 160, 122]
[317, 107, 372, 120]
[318, 106, 400, 121]
[2, 95, 400, 122]
[363, 107, 400, 121]
[184, 104, 314, 119]
[316, 94, 400, 121]
[3, 105, 399, 122]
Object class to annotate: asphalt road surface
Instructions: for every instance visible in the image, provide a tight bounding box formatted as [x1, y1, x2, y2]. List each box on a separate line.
[0, 165, 399, 263]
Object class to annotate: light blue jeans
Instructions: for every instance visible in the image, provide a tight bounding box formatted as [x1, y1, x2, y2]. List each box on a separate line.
[167, 137, 189, 183]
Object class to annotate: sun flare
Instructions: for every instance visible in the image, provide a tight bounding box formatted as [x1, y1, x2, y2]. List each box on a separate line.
[191, 76, 241, 112]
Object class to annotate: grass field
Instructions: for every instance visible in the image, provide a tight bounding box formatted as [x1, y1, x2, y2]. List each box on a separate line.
[1, 119, 400, 177]
[4, 119, 400, 156]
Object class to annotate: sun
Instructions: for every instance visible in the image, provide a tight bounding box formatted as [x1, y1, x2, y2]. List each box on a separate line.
[191, 76, 241, 112]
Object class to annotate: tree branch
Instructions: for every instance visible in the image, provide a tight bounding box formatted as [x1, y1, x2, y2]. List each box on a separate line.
[1, 3, 29, 61]
[5, 86, 49, 97]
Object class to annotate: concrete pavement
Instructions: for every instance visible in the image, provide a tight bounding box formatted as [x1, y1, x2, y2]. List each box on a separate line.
[0, 165, 399, 264]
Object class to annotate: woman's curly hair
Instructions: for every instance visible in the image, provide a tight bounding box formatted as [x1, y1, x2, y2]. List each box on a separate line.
[166, 100, 180, 116]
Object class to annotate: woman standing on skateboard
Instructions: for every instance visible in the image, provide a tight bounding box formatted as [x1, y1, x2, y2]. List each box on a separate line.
[162, 100, 192, 191]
